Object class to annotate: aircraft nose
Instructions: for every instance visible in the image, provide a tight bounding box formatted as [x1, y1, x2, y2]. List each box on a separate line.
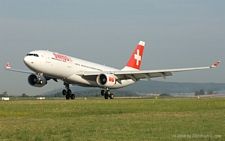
[23, 56, 29, 65]
[23, 56, 32, 66]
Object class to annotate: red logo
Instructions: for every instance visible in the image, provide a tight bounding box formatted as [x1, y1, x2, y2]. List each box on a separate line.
[53, 53, 72, 62]
[108, 76, 114, 82]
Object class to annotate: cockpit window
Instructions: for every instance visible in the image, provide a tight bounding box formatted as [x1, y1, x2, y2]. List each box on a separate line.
[26, 54, 39, 57]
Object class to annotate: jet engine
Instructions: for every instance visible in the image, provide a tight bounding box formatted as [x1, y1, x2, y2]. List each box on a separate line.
[96, 74, 116, 87]
[28, 74, 47, 87]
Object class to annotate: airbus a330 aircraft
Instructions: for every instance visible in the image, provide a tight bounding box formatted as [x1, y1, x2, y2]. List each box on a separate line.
[6, 41, 220, 100]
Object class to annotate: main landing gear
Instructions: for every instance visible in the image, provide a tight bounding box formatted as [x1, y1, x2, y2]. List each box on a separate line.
[62, 83, 75, 100]
[101, 88, 114, 99]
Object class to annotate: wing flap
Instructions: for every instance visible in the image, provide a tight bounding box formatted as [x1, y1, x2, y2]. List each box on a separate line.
[118, 72, 172, 80]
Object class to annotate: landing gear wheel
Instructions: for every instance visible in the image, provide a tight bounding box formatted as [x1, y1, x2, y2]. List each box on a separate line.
[106, 90, 110, 95]
[71, 94, 75, 100]
[67, 89, 72, 95]
[62, 89, 67, 95]
[110, 94, 114, 99]
[104, 94, 108, 99]
[63, 83, 74, 100]
[66, 94, 70, 100]
[101, 90, 105, 96]
[101, 89, 114, 100]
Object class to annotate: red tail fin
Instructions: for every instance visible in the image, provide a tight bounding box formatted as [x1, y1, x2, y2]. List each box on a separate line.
[122, 41, 145, 70]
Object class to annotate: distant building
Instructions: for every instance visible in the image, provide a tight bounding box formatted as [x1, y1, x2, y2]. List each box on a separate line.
[1, 97, 9, 100]
[37, 97, 45, 100]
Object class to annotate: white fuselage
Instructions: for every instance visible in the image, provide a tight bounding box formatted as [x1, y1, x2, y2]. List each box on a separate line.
[23, 50, 135, 88]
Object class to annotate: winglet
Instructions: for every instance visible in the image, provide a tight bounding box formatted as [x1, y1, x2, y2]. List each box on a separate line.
[210, 61, 220, 68]
[6, 62, 11, 69]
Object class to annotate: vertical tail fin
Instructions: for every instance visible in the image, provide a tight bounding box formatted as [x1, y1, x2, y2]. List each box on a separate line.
[122, 41, 145, 71]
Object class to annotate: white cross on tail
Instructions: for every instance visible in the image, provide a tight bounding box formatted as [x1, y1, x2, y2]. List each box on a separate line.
[134, 50, 141, 66]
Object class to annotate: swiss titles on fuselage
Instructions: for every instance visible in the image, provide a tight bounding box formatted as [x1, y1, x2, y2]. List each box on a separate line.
[52, 53, 72, 62]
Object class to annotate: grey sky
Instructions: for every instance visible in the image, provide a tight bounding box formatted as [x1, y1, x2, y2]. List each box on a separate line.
[1, 1, 224, 96]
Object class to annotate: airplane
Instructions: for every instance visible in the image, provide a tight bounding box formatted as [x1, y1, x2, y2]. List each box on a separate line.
[6, 41, 220, 100]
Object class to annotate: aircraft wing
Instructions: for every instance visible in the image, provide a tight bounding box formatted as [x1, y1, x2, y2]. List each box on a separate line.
[77, 61, 220, 81]
[5, 62, 33, 74]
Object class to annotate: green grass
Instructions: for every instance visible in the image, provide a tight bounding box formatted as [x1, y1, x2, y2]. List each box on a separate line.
[0, 98, 224, 141]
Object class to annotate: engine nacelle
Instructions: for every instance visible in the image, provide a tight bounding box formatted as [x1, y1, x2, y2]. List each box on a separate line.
[28, 74, 47, 87]
[96, 74, 116, 87]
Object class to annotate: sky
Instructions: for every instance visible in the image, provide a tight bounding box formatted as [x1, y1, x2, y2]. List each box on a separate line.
[0, 0, 225, 96]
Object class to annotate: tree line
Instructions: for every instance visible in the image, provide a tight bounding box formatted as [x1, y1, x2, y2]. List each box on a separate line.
[0, 91, 29, 97]
[195, 89, 216, 96]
